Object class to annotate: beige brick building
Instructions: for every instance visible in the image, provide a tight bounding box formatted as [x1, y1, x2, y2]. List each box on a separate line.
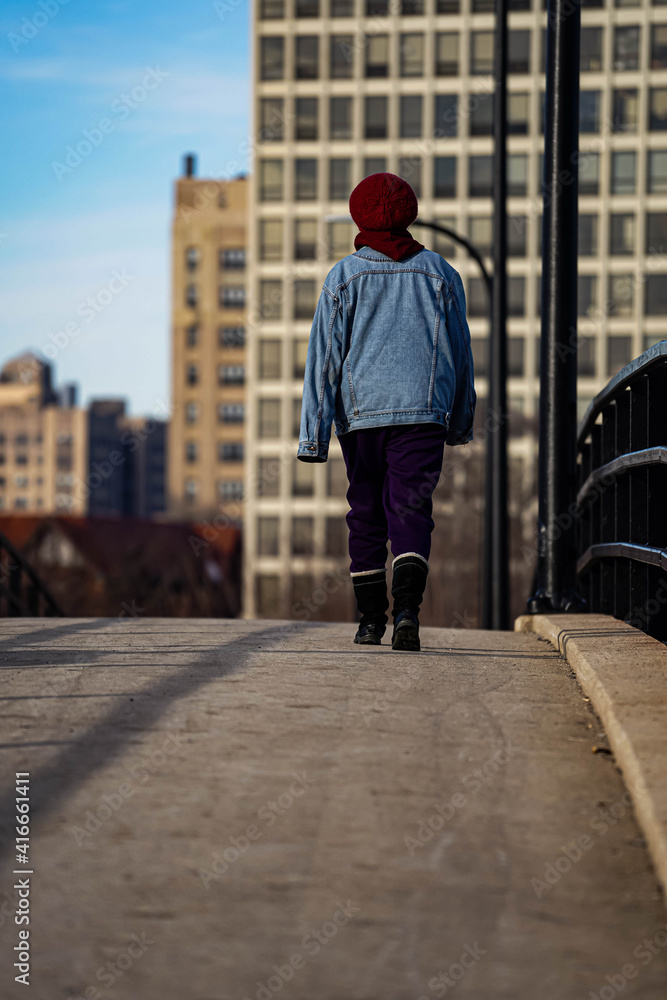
[168, 160, 248, 520]
[0, 353, 87, 515]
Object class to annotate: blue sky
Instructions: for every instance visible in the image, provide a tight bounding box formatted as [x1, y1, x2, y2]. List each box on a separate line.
[0, 0, 250, 415]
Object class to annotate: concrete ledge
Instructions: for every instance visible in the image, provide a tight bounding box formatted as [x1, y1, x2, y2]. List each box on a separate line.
[516, 612, 667, 898]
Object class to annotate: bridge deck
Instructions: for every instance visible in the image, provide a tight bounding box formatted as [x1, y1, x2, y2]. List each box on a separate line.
[0, 618, 665, 999]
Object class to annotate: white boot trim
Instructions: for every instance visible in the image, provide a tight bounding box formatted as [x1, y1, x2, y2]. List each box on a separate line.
[350, 567, 387, 577]
[392, 552, 429, 571]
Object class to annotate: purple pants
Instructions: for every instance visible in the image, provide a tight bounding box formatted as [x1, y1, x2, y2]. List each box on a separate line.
[338, 422, 448, 574]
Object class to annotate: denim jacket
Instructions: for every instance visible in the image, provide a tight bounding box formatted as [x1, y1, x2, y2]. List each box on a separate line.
[297, 247, 476, 463]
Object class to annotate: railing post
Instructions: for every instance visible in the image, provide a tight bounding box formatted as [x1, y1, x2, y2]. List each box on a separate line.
[528, 0, 584, 614]
[482, 0, 510, 630]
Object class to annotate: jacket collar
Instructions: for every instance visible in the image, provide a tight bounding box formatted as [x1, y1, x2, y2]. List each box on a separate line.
[353, 247, 424, 262]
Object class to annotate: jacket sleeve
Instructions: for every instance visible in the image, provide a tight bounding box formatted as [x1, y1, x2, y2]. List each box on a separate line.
[297, 283, 344, 463]
[444, 272, 477, 447]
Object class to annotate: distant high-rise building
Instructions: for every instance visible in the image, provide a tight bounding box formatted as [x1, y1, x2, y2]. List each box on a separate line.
[168, 154, 248, 520]
[246, 0, 667, 619]
[0, 352, 87, 515]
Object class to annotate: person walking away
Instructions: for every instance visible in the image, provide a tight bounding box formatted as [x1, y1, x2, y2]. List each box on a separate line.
[297, 173, 476, 651]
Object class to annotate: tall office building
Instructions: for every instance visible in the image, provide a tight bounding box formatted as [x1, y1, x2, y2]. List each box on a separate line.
[0, 353, 87, 515]
[168, 155, 248, 520]
[246, 0, 667, 619]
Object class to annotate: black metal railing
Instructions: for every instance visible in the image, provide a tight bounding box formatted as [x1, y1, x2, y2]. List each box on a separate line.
[0, 530, 63, 617]
[576, 341, 667, 640]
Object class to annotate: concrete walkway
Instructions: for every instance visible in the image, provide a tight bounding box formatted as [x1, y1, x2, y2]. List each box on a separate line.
[0, 618, 666, 1000]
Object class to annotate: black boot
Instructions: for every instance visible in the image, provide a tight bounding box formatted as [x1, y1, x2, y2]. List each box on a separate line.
[352, 569, 389, 645]
[391, 554, 428, 652]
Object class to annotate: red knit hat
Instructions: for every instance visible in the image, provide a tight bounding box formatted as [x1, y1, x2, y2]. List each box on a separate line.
[349, 173, 418, 232]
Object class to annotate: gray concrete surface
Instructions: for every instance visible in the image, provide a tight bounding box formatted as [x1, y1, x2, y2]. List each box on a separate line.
[0, 618, 666, 1000]
[517, 612, 667, 904]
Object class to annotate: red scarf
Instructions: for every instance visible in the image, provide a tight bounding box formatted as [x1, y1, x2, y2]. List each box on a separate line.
[354, 229, 424, 262]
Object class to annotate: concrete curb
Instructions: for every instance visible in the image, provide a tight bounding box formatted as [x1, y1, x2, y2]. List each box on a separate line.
[515, 612, 667, 899]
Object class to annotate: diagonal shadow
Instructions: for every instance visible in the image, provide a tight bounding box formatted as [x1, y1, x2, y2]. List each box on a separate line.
[0, 619, 315, 861]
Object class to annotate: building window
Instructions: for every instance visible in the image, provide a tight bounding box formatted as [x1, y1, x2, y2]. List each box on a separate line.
[578, 214, 599, 256]
[219, 442, 244, 463]
[400, 33, 424, 77]
[580, 91, 600, 133]
[329, 158, 352, 201]
[295, 36, 319, 78]
[613, 89, 638, 133]
[186, 364, 198, 386]
[434, 217, 457, 258]
[185, 283, 197, 308]
[185, 402, 199, 425]
[508, 93, 529, 135]
[469, 216, 493, 257]
[365, 96, 388, 139]
[364, 156, 386, 177]
[609, 214, 636, 255]
[328, 220, 354, 260]
[295, 97, 318, 141]
[610, 151, 636, 195]
[258, 399, 281, 438]
[434, 32, 458, 76]
[398, 157, 422, 198]
[579, 152, 600, 195]
[295, 159, 318, 200]
[607, 337, 633, 376]
[185, 441, 198, 464]
[259, 339, 282, 379]
[614, 26, 640, 72]
[469, 93, 494, 136]
[367, 0, 388, 12]
[578, 337, 596, 378]
[293, 338, 309, 379]
[259, 159, 283, 201]
[437, 0, 459, 9]
[292, 462, 315, 497]
[401, 0, 424, 11]
[581, 27, 603, 71]
[331, 0, 354, 13]
[578, 275, 598, 317]
[259, 219, 283, 261]
[470, 31, 494, 75]
[509, 30, 530, 73]
[220, 286, 245, 309]
[647, 151, 667, 194]
[185, 246, 199, 272]
[508, 154, 527, 196]
[608, 274, 634, 318]
[508, 277, 525, 317]
[218, 480, 244, 501]
[257, 457, 280, 497]
[186, 324, 198, 348]
[294, 218, 318, 259]
[294, 279, 317, 319]
[434, 94, 458, 138]
[184, 479, 199, 502]
[219, 326, 245, 347]
[329, 97, 352, 140]
[259, 278, 283, 320]
[650, 89, 667, 131]
[260, 0, 284, 17]
[296, 0, 319, 14]
[219, 404, 245, 424]
[651, 25, 667, 69]
[646, 213, 667, 254]
[326, 458, 347, 496]
[257, 517, 280, 556]
[292, 398, 302, 437]
[399, 95, 422, 138]
[468, 155, 492, 198]
[220, 248, 245, 270]
[366, 35, 389, 77]
[256, 574, 281, 617]
[218, 365, 245, 385]
[508, 338, 525, 377]
[258, 97, 284, 142]
[330, 35, 354, 78]
[508, 217, 527, 257]
[325, 517, 346, 557]
[434, 157, 457, 198]
[260, 36, 284, 80]
[292, 517, 314, 556]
